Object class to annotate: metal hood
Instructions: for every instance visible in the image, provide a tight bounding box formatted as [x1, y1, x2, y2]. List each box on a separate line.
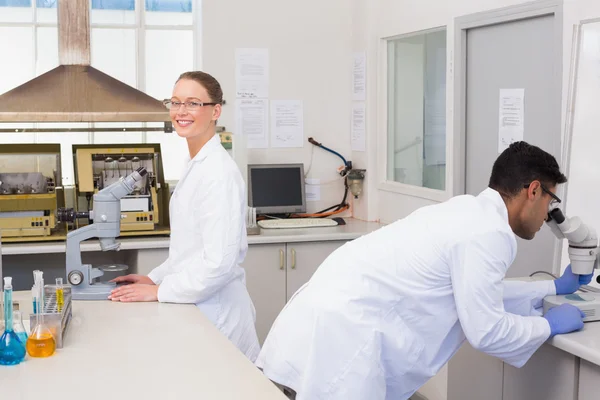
[0, 0, 169, 123]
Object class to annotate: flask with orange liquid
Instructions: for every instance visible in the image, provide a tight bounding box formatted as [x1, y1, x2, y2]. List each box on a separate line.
[26, 271, 55, 358]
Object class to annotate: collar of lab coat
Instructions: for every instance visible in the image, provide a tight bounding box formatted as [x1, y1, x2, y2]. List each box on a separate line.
[186, 134, 221, 164]
[176, 134, 221, 191]
[479, 187, 509, 224]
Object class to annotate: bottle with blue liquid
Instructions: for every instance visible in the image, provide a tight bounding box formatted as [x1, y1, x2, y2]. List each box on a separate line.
[0, 277, 26, 365]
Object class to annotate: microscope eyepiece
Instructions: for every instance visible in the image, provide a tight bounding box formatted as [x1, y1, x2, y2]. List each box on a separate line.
[136, 167, 147, 177]
[549, 208, 566, 224]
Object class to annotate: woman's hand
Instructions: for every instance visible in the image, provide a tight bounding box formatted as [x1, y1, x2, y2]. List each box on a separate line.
[108, 284, 159, 302]
[110, 274, 155, 285]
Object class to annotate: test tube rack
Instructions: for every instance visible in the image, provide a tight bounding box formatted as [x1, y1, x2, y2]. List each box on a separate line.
[29, 285, 73, 348]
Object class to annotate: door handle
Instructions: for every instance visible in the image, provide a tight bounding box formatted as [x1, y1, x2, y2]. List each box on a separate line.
[291, 248, 296, 269]
[279, 249, 284, 270]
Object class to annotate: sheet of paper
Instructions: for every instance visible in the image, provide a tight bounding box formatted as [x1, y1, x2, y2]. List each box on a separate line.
[351, 102, 366, 152]
[271, 100, 303, 148]
[235, 48, 269, 98]
[498, 88, 525, 153]
[235, 99, 268, 148]
[305, 178, 321, 202]
[353, 52, 366, 101]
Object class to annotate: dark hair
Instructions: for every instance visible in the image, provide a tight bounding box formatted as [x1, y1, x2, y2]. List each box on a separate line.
[488, 141, 567, 198]
[176, 71, 223, 104]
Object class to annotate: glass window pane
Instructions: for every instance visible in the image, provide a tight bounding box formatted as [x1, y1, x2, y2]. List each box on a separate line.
[91, 122, 143, 144]
[0, 0, 30, 5]
[0, 0, 32, 22]
[0, 132, 35, 143]
[36, 0, 55, 7]
[91, 28, 137, 88]
[387, 30, 446, 191]
[145, 0, 192, 25]
[36, 0, 57, 23]
[146, 131, 187, 181]
[0, 27, 35, 95]
[91, 0, 133, 10]
[145, 29, 193, 100]
[36, 27, 59, 76]
[91, 0, 135, 24]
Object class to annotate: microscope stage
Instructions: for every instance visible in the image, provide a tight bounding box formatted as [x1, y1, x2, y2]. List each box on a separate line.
[543, 293, 600, 322]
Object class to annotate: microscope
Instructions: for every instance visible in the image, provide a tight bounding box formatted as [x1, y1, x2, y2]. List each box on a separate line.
[543, 207, 600, 321]
[58, 167, 147, 300]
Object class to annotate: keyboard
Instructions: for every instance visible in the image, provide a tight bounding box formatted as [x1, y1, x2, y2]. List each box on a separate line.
[258, 218, 339, 229]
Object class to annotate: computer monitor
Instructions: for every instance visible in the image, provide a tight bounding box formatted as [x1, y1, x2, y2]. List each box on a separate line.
[247, 163, 306, 214]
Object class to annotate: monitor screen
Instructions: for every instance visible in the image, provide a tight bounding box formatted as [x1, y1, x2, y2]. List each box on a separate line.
[247, 164, 306, 214]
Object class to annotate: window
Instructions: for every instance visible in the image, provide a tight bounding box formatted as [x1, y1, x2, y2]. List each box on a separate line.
[0, 0, 198, 183]
[386, 29, 447, 191]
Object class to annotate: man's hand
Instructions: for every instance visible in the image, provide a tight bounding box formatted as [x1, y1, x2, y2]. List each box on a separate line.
[544, 303, 585, 337]
[554, 264, 594, 295]
[110, 274, 154, 285]
[108, 284, 159, 302]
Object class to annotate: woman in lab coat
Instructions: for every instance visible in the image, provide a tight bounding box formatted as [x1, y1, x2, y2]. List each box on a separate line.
[109, 71, 260, 362]
[256, 141, 591, 399]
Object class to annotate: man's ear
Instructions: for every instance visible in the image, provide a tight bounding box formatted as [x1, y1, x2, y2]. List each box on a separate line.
[527, 180, 541, 200]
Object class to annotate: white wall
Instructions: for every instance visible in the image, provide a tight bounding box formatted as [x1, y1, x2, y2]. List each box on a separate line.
[368, 0, 600, 399]
[202, 0, 358, 215]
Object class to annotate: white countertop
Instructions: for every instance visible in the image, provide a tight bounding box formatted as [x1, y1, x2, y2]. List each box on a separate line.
[509, 275, 600, 366]
[548, 320, 600, 366]
[1, 292, 287, 400]
[1, 218, 382, 255]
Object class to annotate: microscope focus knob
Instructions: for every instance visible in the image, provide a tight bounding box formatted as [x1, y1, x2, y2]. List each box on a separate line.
[68, 270, 84, 286]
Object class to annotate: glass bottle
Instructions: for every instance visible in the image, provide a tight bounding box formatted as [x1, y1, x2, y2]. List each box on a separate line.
[12, 311, 28, 344]
[26, 281, 56, 358]
[0, 277, 26, 365]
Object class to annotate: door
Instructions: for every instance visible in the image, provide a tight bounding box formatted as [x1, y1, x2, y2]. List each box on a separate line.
[465, 14, 560, 278]
[450, 13, 561, 400]
[242, 243, 287, 345]
[286, 241, 346, 301]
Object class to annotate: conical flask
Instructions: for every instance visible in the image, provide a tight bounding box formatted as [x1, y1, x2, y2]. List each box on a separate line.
[26, 281, 55, 358]
[0, 277, 26, 365]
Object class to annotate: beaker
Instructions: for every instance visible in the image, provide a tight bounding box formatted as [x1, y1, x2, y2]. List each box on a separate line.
[26, 283, 56, 358]
[0, 277, 26, 365]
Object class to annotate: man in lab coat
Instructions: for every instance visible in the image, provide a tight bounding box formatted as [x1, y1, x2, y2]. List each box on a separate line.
[256, 141, 592, 400]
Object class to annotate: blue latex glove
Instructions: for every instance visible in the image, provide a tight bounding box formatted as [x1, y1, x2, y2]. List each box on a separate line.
[554, 264, 594, 295]
[543, 303, 585, 337]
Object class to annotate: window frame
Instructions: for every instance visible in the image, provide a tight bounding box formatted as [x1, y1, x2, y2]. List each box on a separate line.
[0, 0, 201, 182]
[378, 26, 451, 202]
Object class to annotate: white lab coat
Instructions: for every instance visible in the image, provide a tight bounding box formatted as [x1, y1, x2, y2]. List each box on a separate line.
[256, 188, 555, 399]
[148, 134, 260, 362]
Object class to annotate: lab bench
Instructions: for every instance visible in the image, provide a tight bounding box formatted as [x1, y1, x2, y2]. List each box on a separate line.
[448, 277, 600, 400]
[1, 292, 287, 400]
[1, 218, 383, 345]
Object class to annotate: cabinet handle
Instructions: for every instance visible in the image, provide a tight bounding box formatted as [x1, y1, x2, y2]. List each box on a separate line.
[291, 248, 296, 269]
[279, 249, 284, 270]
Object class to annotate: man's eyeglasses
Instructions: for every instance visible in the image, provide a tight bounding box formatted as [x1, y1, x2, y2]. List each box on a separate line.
[163, 100, 219, 111]
[524, 183, 561, 205]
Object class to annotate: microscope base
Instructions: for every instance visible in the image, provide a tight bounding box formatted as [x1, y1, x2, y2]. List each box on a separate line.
[71, 282, 116, 301]
[544, 293, 600, 322]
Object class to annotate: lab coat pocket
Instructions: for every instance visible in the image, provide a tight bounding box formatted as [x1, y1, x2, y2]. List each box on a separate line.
[380, 306, 428, 384]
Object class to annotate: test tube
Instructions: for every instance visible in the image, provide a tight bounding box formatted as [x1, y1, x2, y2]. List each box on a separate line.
[56, 278, 64, 313]
[32, 285, 38, 314]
